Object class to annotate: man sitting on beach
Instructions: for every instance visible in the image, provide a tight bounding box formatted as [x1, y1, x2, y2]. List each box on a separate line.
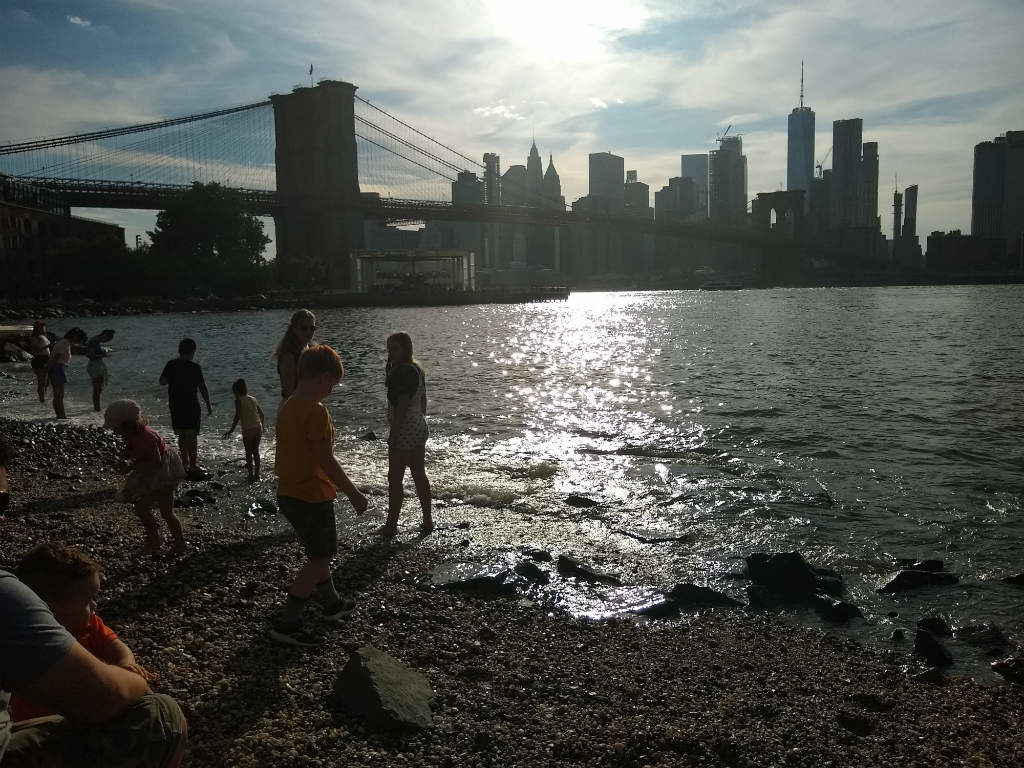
[0, 568, 187, 766]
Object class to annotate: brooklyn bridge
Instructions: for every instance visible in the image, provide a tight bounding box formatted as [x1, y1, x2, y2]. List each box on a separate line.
[0, 79, 809, 287]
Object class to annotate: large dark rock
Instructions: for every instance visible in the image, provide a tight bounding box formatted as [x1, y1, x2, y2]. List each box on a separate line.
[914, 629, 953, 667]
[1000, 573, 1024, 585]
[334, 645, 434, 730]
[810, 593, 862, 623]
[428, 563, 517, 596]
[564, 494, 600, 508]
[916, 614, 953, 637]
[667, 583, 742, 609]
[955, 623, 1010, 656]
[513, 559, 550, 585]
[744, 552, 843, 597]
[556, 555, 622, 585]
[991, 657, 1024, 685]
[877, 570, 959, 593]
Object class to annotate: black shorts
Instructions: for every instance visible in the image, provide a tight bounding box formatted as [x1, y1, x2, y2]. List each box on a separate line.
[277, 496, 338, 559]
[31, 354, 49, 371]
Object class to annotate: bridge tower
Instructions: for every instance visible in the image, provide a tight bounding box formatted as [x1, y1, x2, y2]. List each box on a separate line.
[270, 80, 363, 289]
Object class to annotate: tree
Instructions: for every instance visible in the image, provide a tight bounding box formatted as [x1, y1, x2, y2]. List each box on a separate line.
[147, 182, 271, 297]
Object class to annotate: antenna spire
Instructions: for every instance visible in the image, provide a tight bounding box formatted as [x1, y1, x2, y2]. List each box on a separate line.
[800, 60, 804, 108]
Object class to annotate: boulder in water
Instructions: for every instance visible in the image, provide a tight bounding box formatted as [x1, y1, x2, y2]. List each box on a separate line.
[564, 494, 600, 508]
[991, 656, 1024, 685]
[916, 614, 953, 637]
[744, 552, 843, 597]
[666, 583, 743, 609]
[428, 562, 518, 597]
[556, 555, 622, 585]
[914, 629, 953, 667]
[877, 570, 959, 593]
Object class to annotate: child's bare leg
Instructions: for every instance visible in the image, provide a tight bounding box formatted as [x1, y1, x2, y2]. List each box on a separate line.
[177, 435, 190, 471]
[408, 446, 433, 531]
[251, 437, 261, 480]
[52, 382, 66, 419]
[35, 370, 47, 403]
[133, 501, 161, 554]
[91, 377, 103, 411]
[378, 451, 406, 536]
[158, 488, 186, 552]
[243, 436, 256, 481]
[187, 435, 199, 471]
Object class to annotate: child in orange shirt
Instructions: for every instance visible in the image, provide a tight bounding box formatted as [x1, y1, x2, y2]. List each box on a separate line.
[10, 542, 153, 721]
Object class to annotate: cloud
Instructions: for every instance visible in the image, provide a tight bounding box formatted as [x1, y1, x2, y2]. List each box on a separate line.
[474, 104, 525, 121]
[716, 113, 763, 128]
[589, 97, 608, 109]
[67, 15, 91, 28]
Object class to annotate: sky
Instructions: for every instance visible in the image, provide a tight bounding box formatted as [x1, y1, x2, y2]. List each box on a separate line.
[2, 0, 1023, 248]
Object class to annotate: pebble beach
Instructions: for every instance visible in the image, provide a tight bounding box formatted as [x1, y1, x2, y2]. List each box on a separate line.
[1, 418, 1022, 767]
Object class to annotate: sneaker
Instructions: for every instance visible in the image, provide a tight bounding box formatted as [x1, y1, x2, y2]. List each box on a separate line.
[268, 619, 323, 647]
[322, 597, 356, 623]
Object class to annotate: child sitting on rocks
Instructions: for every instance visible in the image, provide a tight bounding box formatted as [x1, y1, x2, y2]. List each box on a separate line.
[104, 399, 188, 555]
[10, 542, 154, 721]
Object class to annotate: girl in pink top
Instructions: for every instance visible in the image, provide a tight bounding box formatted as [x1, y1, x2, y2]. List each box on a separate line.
[104, 399, 188, 555]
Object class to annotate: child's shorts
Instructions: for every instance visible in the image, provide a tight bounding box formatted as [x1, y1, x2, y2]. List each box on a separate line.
[277, 496, 337, 558]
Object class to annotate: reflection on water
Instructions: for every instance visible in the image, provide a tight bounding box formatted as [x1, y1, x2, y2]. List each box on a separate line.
[3, 285, 1023, 673]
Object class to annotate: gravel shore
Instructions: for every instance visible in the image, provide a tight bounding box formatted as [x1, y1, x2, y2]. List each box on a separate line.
[1, 419, 1022, 767]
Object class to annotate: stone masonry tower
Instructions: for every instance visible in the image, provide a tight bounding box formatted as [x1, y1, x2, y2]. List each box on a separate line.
[270, 80, 363, 289]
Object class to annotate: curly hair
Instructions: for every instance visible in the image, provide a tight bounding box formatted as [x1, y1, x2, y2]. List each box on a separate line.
[15, 542, 101, 601]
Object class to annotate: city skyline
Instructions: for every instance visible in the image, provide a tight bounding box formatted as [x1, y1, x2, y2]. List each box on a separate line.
[2, 1, 1023, 248]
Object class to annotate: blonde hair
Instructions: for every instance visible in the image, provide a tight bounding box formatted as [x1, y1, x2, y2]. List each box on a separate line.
[274, 309, 316, 360]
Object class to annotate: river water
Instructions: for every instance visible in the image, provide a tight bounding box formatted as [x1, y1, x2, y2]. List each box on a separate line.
[3, 286, 1022, 677]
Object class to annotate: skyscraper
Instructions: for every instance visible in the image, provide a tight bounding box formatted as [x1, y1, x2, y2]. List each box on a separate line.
[681, 154, 709, 217]
[526, 140, 544, 206]
[542, 154, 563, 209]
[831, 118, 863, 228]
[709, 136, 747, 225]
[589, 152, 625, 210]
[972, 131, 1024, 250]
[483, 153, 501, 207]
[861, 141, 879, 227]
[787, 62, 815, 211]
[624, 170, 651, 218]
[903, 184, 918, 240]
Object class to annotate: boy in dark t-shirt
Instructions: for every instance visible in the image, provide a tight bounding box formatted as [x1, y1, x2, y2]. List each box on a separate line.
[159, 338, 212, 474]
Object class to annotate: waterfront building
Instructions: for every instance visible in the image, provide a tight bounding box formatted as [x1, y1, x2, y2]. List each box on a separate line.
[972, 131, 1024, 254]
[655, 177, 698, 224]
[483, 153, 501, 207]
[0, 175, 124, 301]
[589, 152, 625, 211]
[831, 118, 863, 229]
[787, 65, 815, 212]
[925, 230, 1013, 272]
[903, 184, 918, 240]
[624, 170, 652, 219]
[709, 136, 747, 226]
[681, 154, 709, 217]
[862, 141, 879, 227]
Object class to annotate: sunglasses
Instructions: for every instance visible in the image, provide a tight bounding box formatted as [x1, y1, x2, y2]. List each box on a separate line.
[299, 324, 316, 331]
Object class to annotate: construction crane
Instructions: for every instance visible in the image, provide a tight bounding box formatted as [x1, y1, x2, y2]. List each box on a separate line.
[716, 124, 732, 144]
[815, 145, 832, 178]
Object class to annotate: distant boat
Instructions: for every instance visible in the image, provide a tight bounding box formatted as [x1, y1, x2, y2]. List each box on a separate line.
[699, 280, 744, 291]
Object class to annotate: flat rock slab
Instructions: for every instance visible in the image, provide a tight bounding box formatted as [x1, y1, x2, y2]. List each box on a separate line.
[1001, 572, 1024, 585]
[428, 563, 517, 597]
[915, 629, 954, 667]
[564, 494, 600, 508]
[334, 645, 434, 731]
[556, 555, 622, 585]
[810, 594, 862, 623]
[667, 583, 743, 609]
[877, 569, 959, 593]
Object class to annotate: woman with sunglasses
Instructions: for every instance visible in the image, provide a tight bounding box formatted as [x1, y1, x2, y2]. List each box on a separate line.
[274, 309, 317, 399]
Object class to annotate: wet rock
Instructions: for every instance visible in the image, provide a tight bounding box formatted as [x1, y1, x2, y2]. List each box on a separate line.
[333, 645, 434, 730]
[248, 498, 277, 515]
[186, 467, 213, 481]
[745, 584, 786, 610]
[877, 570, 959, 593]
[955, 623, 1010, 656]
[991, 656, 1024, 685]
[556, 555, 622, 585]
[895, 558, 944, 572]
[564, 494, 600, 508]
[910, 667, 947, 685]
[810, 594, 862, 623]
[359, 431, 378, 441]
[428, 562, 517, 597]
[174, 495, 205, 508]
[916, 614, 953, 637]
[891, 629, 906, 642]
[513, 559, 550, 585]
[521, 547, 552, 562]
[915, 629, 953, 667]
[1000, 573, 1024, 585]
[183, 488, 217, 504]
[744, 552, 843, 597]
[666, 583, 742, 609]
[836, 710, 875, 737]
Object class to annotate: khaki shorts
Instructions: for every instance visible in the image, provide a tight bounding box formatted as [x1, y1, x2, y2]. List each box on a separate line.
[4, 693, 186, 768]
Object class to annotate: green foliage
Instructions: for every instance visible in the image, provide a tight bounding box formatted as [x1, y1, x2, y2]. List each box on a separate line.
[51, 234, 138, 299]
[146, 182, 271, 297]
